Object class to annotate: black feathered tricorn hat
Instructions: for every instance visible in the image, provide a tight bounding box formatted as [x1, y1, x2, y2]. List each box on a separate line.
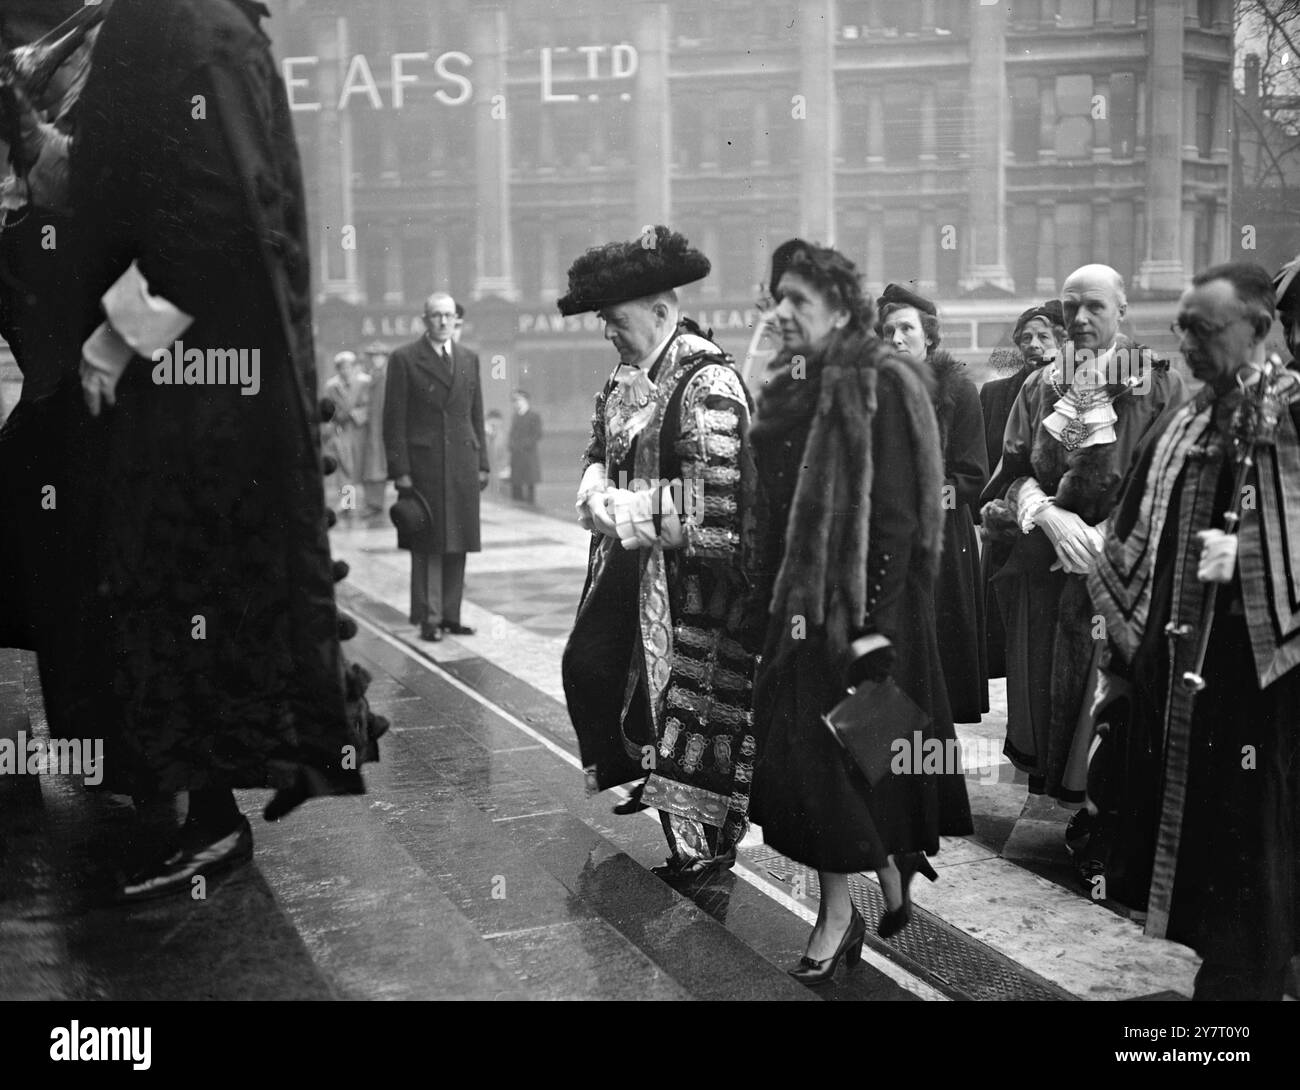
[557, 226, 711, 316]
[877, 282, 937, 317]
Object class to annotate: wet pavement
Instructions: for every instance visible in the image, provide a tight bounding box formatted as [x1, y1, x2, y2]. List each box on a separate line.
[0, 494, 1259, 1001]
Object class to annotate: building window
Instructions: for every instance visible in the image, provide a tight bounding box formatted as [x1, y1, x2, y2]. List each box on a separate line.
[1057, 0, 1094, 28]
[1198, 0, 1216, 28]
[1009, 204, 1039, 293]
[1055, 202, 1092, 282]
[936, 211, 963, 294]
[840, 82, 870, 165]
[718, 91, 752, 170]
[1110, 71, 1137, 158]
[1011, 77, 1041, 160]
[1194, 200, 1216, 270]
[883, 209, 920, 284]
[1011, 0, 1042, 26]
[1054, 74, 1094, 160]
[882, 85, 922, 164]
[1196, 77, 1217, 158]
[675, 95, 701, 172]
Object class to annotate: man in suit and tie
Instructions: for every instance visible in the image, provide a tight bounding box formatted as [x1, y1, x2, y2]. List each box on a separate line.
[384, 291, 489, 641]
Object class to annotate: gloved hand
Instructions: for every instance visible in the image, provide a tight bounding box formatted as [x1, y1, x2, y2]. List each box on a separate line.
[79, 322, 135, 417]
[1196, 528, 1238, 584]
[1034, 505, 1102, 575]
[843, 631, 895, 690]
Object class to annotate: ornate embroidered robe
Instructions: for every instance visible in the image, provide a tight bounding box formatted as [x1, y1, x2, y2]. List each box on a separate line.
[562, 321, 757, 858]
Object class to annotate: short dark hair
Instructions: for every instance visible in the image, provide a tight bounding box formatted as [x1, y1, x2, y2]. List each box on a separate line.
[1193, 262, 1276, 338]
[776, 244, 873, 331]
[877, 301, 943, 353]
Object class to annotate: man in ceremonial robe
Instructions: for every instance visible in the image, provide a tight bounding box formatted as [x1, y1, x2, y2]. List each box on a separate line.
[1089, 262, 1300, 1000]
[561, 226, 758, 884]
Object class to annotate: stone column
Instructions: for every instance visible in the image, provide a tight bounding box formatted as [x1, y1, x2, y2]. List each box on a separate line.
[634, 1, 672, 224]
[866, 89, 884, 164]
[313, 12, 362, 302]
[799, 0, 836, 243]
[1137, 0, 1186, 291]
[865, 212, 884, 288]
[540, 226, 561, 303]
[472, 3, 518, 300]
[961, 0, 1013, 292]
[919, 215, 938, 295]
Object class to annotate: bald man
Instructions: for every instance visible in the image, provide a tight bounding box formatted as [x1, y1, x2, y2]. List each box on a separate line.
[384, 292, 489, 640]
[980, 264, 1187, 879]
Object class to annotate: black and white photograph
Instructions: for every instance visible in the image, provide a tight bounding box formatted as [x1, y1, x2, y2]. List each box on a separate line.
[0, 0, 1296, 1056]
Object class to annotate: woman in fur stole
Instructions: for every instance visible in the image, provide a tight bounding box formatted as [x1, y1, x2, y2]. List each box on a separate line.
[746, 244, 972, 985]
[877, 284, 990, 723]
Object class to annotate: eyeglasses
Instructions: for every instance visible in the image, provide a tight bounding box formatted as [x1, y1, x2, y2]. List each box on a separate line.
[1170, 317, 1233, 341]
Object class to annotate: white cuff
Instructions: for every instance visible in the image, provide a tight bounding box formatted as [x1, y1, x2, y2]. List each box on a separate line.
[101, 261, 193, 360]
[658, 485, 684, 549]
[1016, 478, 1053, 535]
[614, 488, 659, 551]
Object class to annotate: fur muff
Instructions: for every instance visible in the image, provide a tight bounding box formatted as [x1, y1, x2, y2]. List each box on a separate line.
[752, 329, 944, 667]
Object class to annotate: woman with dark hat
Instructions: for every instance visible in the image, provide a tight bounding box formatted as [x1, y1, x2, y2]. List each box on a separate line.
[978, 302, 1066, 678]
[746, 243, 972, 985]
[877, 284, 990, 723]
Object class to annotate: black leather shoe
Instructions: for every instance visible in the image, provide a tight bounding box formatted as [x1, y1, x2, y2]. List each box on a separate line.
[789, 906, 867, 986]
[877, 852, 938, 939]
[440, 621, 475, 636]
[420, 623, 443, 642]
[117, 818, 253, 903]
[613, 780, 649, 815]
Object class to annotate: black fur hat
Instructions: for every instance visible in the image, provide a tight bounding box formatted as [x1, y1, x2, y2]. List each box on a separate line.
[557, 226, 711, 316]
[877, 282, 937, 317]
[1012, 300, 1065, 342]
[768, 237, 811, 298]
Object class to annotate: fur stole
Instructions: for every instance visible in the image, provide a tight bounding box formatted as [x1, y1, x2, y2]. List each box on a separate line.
[752, 329, 944, 666]
[925, 349, 965, 454]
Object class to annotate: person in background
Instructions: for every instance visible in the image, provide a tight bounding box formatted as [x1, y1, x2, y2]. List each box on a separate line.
[323, 349, 370, 520]
[359, 342, 389, 522]
[978, 302, 1066, 679]
[1089, 262, 1299, 1000]
[484, 408, 510, 498]
[508, 389, 543, 505]
[453, 301, 466, 344]
[878, 283, 989, 725]
[980, 264, 1186, 878]
[747, 242, 971, 984]
[384, 291, 489, 641]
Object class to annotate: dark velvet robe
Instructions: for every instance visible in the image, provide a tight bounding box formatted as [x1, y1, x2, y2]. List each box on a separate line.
[930, 353, 989, 723]
[1094, 398, 1300, 974]
[977, 364, 1036, 679]
[51, 0, 365, 800]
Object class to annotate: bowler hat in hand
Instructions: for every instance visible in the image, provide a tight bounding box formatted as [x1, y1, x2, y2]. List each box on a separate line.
[390, 487, 434, 552]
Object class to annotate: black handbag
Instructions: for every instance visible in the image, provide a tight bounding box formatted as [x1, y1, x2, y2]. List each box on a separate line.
[821, 635, 931, 787]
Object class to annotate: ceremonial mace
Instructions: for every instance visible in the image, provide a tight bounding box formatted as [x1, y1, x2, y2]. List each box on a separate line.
[1178, 354, 1300, 692]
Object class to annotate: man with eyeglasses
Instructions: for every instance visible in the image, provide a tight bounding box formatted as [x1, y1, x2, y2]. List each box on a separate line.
[979, 264, 1186, 882]
[1089, 262, 1300, 1000]
[384, 291, 490, 642]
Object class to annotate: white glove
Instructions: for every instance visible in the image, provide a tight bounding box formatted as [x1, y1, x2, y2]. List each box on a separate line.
[1034, 505, 1102, 575]
[80, 322, 134, 417]
[1196, 529, 1238, 584]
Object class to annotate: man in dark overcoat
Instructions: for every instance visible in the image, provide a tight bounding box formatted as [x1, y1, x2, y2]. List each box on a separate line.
[384, 291, 489, 641]
[29, 0, 369, 899]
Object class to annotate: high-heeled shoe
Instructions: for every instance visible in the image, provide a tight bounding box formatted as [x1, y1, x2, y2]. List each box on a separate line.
[788, 906, 866, 986]
[877, 852, 938, 939]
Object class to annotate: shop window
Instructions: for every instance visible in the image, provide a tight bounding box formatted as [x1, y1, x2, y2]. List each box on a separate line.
[1011, 76, 1041, 160]
[1054, 74, 1093, 160]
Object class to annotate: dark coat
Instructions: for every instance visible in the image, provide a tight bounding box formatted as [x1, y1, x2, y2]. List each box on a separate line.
[383, 337, 489, 554]
[929, 353, 989, 723]
[748, 339, 972, 872]
[54, 0, 363, 799]
[977, 364, 1035, 679]
[508, 408, 543, 485]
